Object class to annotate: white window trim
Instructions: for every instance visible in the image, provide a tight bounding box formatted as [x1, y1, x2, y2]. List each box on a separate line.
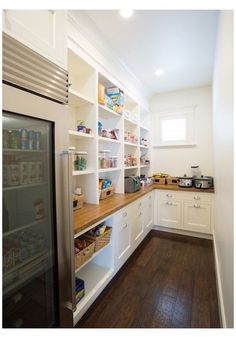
[153, 105, 197, 148]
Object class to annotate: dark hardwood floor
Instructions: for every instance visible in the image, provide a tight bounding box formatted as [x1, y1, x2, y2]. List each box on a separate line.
[76, 230, 220, 328]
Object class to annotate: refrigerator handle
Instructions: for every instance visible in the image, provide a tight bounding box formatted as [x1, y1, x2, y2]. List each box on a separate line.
[61, 151, 76, 313]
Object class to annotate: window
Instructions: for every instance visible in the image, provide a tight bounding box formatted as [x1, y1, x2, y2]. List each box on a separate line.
[154, 107, 196, 148]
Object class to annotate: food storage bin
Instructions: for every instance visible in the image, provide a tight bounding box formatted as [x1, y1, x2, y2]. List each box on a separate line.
[99, 150, 111, 169]
[73, 151, 87, 171]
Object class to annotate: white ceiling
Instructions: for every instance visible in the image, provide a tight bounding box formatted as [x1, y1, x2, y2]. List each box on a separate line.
[85, 10, 219, 96]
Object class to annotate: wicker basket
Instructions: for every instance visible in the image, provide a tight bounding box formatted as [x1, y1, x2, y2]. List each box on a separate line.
[84, 226, 112, 252]
[74, 239, 95, 269]
[153, 177, 166, 185]
[166, 176, 178, 185]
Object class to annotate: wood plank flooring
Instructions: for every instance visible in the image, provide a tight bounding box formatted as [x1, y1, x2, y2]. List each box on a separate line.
[76, 230, 220, 328]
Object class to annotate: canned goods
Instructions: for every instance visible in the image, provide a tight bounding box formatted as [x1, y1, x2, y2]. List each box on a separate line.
[8, 130, 20, 149]
[28, 130, 35, 150]
[20, 129, 28, 150]
[3, 129, 9, 148]
[35, 131, 42, 150]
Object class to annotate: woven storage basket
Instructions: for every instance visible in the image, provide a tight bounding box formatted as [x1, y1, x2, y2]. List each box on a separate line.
[84, 226, 112, 252]
[75, 239, 95, 269]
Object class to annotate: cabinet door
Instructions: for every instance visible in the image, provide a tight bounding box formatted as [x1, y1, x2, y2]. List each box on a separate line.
[114, 209, 131, 270]
[183, 202, 211, 234]
[142, 193, 153, 231]
[3, 10, 67, 68]
[157, 199, 182, 229]
[131, 200, 144, 247]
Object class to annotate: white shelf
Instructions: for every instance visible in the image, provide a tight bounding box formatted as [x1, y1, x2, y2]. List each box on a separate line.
[74, 263, 114, 316]
[3, 182, 47, 191]
[98, 136, 121, 144]
[98, 104, 122, 119]
[72, 170, 96, 176]
[140, 125, 149, 132]
[99, 167, 122, 173]
[124, 166, 139, 170]
[68, 88, 95, 107]
[69, 130, 95, 139]
[75, 243, 111, 274]
[140, 145, 149, 149]
[124, 117, 139, 126]
[140, 165, 150, 168]
[124, 142, 138, 147]
[3, 148, 45, 153]
[3, 219, 46, 237]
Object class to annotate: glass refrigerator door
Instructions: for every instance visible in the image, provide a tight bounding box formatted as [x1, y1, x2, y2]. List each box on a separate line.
[2, 111, 59, 328]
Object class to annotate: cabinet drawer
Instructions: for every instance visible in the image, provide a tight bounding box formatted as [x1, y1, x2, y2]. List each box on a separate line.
[183, 202, 211, 234]
[157, 190, 212, 203]
[157, 191, 180, 200]
[157, 199, 182, 229]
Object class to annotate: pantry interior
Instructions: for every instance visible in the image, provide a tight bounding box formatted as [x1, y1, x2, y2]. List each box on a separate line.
[2, 8, 234, 329]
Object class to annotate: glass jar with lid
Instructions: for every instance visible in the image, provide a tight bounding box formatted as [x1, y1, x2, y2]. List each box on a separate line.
[99, 150, 111, 169]
[74, 151, 87, 171]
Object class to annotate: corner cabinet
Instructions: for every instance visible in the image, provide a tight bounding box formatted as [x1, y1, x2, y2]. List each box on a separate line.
[155, 190, 213, 234]
[3, 10, 67, 68]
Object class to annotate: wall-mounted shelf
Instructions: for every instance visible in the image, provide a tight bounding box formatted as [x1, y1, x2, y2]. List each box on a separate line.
[98, 136, 121, 144]
[124, 117, 139, 126]
[124, 142, 138, 147]
[98, 104, 122, 119]
[72, 170, 96, 176]
[68, 88, 95, 108]
[124, 166, 139, 170]
[140, 145, 149, 149]
[69, 130, 95, 139]
[99, 167, 122, 173]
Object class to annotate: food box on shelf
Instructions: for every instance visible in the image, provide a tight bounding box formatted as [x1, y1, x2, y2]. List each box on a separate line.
[73, 194, 85, 211]
[74, 237, 95, 269]
[100, 186, 114, 200]
[75, 277, 85, 303]
[84, 224, 112, 252]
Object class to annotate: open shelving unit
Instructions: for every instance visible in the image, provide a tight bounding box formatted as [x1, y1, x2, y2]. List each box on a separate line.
[66, 41, 152, 325]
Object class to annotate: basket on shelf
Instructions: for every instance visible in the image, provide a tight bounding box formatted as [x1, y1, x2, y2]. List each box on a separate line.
[84, 226, 112, 252]
[100, 186, 114, 200]
[74, 238, 95, 269]
[166, 176, 178, 185]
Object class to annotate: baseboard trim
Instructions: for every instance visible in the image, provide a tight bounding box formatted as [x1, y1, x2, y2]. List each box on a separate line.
[152, 225, 213, 240]
[212, 235, 226, 328]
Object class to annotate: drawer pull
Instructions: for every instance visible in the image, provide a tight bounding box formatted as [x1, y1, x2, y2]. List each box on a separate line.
[166, 194, 172, 198]
[194, 204, 200, 208]
[139, 212, 142, 216]
[148, 195, 152, 199]
[122, 212, 127, 217]
[166, 201, 173, 206]
[194, 196, 200, 200]
[122, 223, 128, 229]
[139, 202, 142, 207]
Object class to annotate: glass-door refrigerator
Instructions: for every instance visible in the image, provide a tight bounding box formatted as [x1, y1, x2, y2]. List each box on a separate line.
[2, 111, 59, 328]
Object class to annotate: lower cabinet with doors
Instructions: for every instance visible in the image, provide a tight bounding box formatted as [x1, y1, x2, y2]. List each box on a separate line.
[155, 190, 213, 234]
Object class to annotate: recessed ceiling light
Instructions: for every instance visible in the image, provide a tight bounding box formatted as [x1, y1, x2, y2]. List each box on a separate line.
[120, 9, 133, 19]
[155, 69, 164, 76]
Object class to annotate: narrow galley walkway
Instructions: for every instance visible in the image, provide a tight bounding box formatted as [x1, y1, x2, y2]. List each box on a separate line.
[76, 230, 220, 328]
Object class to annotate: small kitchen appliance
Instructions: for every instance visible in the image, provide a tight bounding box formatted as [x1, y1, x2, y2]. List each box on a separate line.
[125, 176, 141, 193]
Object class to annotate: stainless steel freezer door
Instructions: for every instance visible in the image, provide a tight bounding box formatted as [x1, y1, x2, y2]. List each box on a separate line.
[2, 83, 73, 327]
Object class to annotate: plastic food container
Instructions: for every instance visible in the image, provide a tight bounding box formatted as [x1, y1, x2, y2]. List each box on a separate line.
[99, 150, 111, 169]
[74, 151, 87, 171]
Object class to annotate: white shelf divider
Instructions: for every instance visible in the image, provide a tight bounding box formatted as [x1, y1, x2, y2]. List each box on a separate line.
[68, 88, 95, 107]
[98, 136, 121, 144]
[98, 104, 122, 119]
[98, 167, 122, 173]
[124, 142, 139, 147]
[72, 169, 96, 176]
[69, 130, 95, 139]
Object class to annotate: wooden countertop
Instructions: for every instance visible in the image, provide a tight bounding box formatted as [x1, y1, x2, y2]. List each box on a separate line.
[73, 184, 214, 235]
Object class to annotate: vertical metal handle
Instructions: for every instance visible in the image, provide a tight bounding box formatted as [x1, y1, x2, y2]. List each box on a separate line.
[62, 151, 76, 312]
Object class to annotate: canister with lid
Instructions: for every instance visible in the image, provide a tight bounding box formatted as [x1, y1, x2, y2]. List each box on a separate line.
[74, 151, 88, 171]
[109, 156, 118, 168]
[99, 150, 111, 169]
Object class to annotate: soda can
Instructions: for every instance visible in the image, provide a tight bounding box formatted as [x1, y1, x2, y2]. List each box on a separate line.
[3, 129, 9, 149]
[20, 129, 28, 150]
[28, 130, 35, 150]
[35, 131, 42, 150]
[8, 130, 19, 149]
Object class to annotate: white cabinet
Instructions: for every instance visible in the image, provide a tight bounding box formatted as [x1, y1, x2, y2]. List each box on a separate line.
[131, 200, 144, 248]
[142, 192, 154, 232]
[157, 199, 182, 229]
[155, 190, 213, 234]
[3, 10, 67, 68]
[183, 202, 211, 234]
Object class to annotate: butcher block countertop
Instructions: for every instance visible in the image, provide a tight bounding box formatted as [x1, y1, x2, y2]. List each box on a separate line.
[73, 184, 214, 235]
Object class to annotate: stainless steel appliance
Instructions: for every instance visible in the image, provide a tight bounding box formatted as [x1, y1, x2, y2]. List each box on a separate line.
[2, 33, 71, 327]
[125, 176, 141, 193]
[193, 176, 214, 189]
[178, 175, 193, 187]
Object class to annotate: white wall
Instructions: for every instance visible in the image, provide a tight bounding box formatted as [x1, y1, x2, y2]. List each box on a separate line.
[150, 86, 213, 176]
[212, 11, 234, 328]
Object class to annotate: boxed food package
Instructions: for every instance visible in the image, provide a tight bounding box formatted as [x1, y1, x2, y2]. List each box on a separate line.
[98, 83, 106, 105]
[75, 277, 85, 303]
[106, 87, 124, 114]
[73, 194, 84, 211]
